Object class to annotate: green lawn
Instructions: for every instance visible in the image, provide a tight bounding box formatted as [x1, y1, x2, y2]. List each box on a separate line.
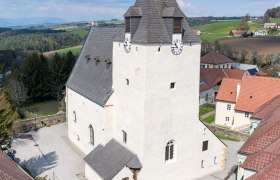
[216, 133, 239, 141]
[65, 29, 89, 38]
[199, 104, 215, 116]
[22, 100, 59, 118]
[203, 114, 215, 124]
[43, 45, 82, 57]
[193, 20, 263, 42]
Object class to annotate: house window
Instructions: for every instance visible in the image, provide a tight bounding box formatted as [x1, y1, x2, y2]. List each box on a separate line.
[245, 112, 250, 118]
[73, 111, 77, 122]
[89, 125, 94, 146]
[202, 141, 208, 151]
[225, 117, 230, 122]
[122, 130, 127, 143]
[170, 82, 176, 89]
[125, 18, 130, 33]
[201, 160, 204, 168]
[165, 140, 175, 162]
[173, 18, 182, 33]
[227, 104, 231, 110]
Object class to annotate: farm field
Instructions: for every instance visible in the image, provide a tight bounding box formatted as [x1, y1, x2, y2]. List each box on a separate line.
[219, 36, 280, 55]
[193, 20, 264, 42]
[43, 45, 82, 57]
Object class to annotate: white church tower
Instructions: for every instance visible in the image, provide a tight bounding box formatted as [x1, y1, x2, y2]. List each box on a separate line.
[66, 0, 227, 179]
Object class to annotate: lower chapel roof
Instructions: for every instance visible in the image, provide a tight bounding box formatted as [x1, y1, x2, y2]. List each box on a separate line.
[84, 139, 142, 180]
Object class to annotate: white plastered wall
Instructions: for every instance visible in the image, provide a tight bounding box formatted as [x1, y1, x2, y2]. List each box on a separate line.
[113, 42, 227, 179]
[215, 101, 235, 127]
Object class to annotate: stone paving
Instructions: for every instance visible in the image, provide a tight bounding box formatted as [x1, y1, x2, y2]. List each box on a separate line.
[12, 123, 84, 180]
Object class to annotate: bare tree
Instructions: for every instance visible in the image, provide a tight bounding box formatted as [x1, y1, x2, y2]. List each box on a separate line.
[5, 78, 27, 108]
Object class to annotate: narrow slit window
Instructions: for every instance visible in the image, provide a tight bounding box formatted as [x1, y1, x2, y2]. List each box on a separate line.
[202, 141, 208, 151]
[170, 82, 176, 89]
[122, 130, 127, 143]
[126, 79, 130, 86]
[174, 18, 182, 33]
[125, 18, 131, 33]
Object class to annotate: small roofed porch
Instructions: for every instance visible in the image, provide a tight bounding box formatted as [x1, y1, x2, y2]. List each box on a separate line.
[84, 139, 142, 180]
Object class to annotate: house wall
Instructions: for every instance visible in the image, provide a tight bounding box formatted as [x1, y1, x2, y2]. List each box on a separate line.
[249, 118, 261, 135]
[201, 63, 232, 69]
[200, 86, 220, 105]
[232, 111, 251, 130]
[66, 88, 113, 155]
[215, 101, 235, 127]
[237, 154, 248, 180]
[113, 41, 227, 179]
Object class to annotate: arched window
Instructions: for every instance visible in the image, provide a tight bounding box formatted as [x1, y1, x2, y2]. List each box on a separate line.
[73, 111, 76, 122]
[89, 125, 94, 145]
[165, 140, 175, 162]
[122, 130, 127, 143]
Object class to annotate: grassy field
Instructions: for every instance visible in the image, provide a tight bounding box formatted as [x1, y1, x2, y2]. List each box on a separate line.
[203, 114, 215, 124]
[199, 104, 215, 116]
[23, 100, 59, 118]
[193, 20, 263, 42]
[43, 45, 82, 57]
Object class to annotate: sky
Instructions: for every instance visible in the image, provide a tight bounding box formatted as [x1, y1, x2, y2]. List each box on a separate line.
[0, 0, 279, 22]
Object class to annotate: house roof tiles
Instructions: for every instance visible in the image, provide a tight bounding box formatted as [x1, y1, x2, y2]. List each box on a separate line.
[200, 68, 245, 92]
[215, 78, 241, 103]
[201, 52, 233, 65]
[0, 151, 33, 180]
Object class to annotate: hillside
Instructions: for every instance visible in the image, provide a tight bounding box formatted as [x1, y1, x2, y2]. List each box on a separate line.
[43, 45, 82, 57]
[193, 20, 263, 42]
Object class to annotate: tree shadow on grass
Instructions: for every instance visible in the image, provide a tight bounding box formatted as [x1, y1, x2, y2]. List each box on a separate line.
[20, 151, 58, 176]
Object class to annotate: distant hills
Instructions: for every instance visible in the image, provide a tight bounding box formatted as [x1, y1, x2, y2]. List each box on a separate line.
[0, 17, 67, 28]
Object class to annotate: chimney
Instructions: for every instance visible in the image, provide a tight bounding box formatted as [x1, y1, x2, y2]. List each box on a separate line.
[236, 82, 241, 101]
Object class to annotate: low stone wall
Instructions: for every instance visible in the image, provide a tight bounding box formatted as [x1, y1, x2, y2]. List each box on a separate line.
[205, 123, 249, 141]
[13, 112, 66, 134]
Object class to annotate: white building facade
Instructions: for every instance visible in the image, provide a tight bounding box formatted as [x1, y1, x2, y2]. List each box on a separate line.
[66, 0, 227, 179]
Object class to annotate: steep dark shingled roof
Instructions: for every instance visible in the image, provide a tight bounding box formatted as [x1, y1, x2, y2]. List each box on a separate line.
[114, 0, 201, 44]
[66, 27, 122, 106]
[84, 139, 142, 180]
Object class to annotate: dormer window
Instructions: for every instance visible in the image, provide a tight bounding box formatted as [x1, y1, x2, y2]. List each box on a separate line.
[125, 18, 131, 33]
[174, 18, 182, 33]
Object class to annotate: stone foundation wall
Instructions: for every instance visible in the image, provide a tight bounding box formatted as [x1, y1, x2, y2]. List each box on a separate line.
[205, 123, 249, 141]
[13, 112, 66, 134]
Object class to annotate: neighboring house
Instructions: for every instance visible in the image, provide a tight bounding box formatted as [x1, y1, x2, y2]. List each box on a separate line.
[193, 30, 201, 36]
[0, 151, 33, 180]
[201, 52, 234, 69]
[66, 0, 227, 179]
[229, 30, 248, 37]
[254, 30, 268, 37]
[215, 76, 280, 130]
[236, 95, 280, 180]
[234, 63, 259, 72]
[264, 23, 279, 29]
[200, 68, 246, 105]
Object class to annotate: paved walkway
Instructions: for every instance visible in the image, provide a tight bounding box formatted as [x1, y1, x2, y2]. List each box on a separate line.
[200, 111, 215, 120]
[12, 123, 84, 180]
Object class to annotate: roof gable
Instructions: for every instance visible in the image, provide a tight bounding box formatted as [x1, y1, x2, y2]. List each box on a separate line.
[201, 52, 233, 65]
